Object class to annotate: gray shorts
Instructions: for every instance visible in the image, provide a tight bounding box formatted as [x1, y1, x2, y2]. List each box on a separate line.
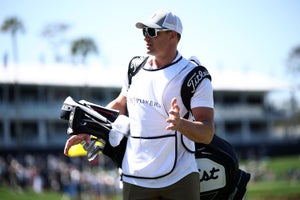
[122, 172, 200, 200]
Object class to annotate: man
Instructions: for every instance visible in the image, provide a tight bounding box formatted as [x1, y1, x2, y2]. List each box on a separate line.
[64, 10, 215, 200]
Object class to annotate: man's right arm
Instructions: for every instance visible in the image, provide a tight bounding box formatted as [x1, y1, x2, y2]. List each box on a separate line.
[106, 93, 127, 115]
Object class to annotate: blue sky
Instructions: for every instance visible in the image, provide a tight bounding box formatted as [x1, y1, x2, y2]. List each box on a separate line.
[1, 0, 300, 80]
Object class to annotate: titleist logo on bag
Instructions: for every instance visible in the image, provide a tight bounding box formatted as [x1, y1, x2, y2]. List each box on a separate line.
[186, 69, 210, 93]
[196, 158, 226, 192]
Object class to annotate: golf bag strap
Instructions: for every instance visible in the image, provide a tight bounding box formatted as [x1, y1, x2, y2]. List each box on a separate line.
[180, 64, 211, 153]
[127, 56, 149, 87]
[181, 64, 211, 117]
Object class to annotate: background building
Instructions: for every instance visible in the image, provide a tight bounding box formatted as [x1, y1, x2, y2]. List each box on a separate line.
[0, 63, 299, 158]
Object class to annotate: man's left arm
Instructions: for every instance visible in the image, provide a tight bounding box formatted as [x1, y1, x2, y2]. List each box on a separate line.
[166, 98, 214, 144]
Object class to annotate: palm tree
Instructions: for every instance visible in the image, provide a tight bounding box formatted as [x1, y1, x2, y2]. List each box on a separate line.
[1, 17, 25, 152]
[1, 17, 25, 64]
[41, 23, 70, 62]
[287, 45, 300, 137]
[70, 37, 98, 64]
[288, 46, 300, 76]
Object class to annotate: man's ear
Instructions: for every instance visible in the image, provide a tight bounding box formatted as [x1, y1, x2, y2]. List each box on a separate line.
[170, 31, 178, 39]
[169, 31, 180, 42]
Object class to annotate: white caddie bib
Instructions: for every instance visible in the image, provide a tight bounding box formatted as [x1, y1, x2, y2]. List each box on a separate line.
[122, 57, 192, 179]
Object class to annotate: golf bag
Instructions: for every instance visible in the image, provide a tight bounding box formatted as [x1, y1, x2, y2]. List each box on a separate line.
[196, 135, 251, 200]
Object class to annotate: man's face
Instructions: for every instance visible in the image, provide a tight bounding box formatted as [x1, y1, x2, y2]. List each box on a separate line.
[142, 27, 172, 56]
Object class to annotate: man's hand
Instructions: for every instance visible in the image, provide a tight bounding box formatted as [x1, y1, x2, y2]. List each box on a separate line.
[64, 133, 90, 156]
[166, 97, 181, 130]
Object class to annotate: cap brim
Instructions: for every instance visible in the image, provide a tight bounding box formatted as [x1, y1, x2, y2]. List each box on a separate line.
[135, 21, 163, 29]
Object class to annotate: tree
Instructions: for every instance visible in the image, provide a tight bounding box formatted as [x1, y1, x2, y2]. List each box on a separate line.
[288, 46, 300, 78]
[41, 23, 71, 62]
[1, 17, 25, 64]
[286, 45, 300, 137]
[70, 37, 98, 64]
[287, 45, 300, 93]
[1, 17, 25, 151]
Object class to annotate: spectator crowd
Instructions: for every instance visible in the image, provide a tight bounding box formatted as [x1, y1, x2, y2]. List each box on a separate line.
[0, 153, 122, 199]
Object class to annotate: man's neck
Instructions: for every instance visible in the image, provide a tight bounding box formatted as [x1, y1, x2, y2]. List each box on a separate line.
[150, 51, 178, 69]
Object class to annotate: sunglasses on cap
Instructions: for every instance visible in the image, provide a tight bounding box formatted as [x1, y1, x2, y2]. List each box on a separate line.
[142, 27, 170, 38]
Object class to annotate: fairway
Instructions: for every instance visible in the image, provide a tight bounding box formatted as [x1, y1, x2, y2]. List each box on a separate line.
[0, 187, 62, 200]
[247, 180, 300, 199]
[243, 155, 300, 199]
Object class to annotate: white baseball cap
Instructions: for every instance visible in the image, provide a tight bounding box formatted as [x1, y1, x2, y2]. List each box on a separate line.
[136, 10, 183, 35]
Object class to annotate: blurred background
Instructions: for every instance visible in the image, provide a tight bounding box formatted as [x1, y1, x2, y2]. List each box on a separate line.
[1, 0, 300, 199]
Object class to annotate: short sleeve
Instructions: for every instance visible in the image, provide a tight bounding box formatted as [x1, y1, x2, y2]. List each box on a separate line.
[190, 78, 214, 109]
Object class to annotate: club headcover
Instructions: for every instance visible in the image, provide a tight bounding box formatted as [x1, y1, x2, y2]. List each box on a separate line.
[60, 96, 119, 141]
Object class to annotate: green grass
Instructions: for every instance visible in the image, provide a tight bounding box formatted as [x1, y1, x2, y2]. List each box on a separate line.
[1, 155, 299, 200]
[265, 156, 300, 174]
[246, 180, 300, 199]
[0, 187, 62, 200]
[243, 155, 300, 199]
[0, 186, 122, 200]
